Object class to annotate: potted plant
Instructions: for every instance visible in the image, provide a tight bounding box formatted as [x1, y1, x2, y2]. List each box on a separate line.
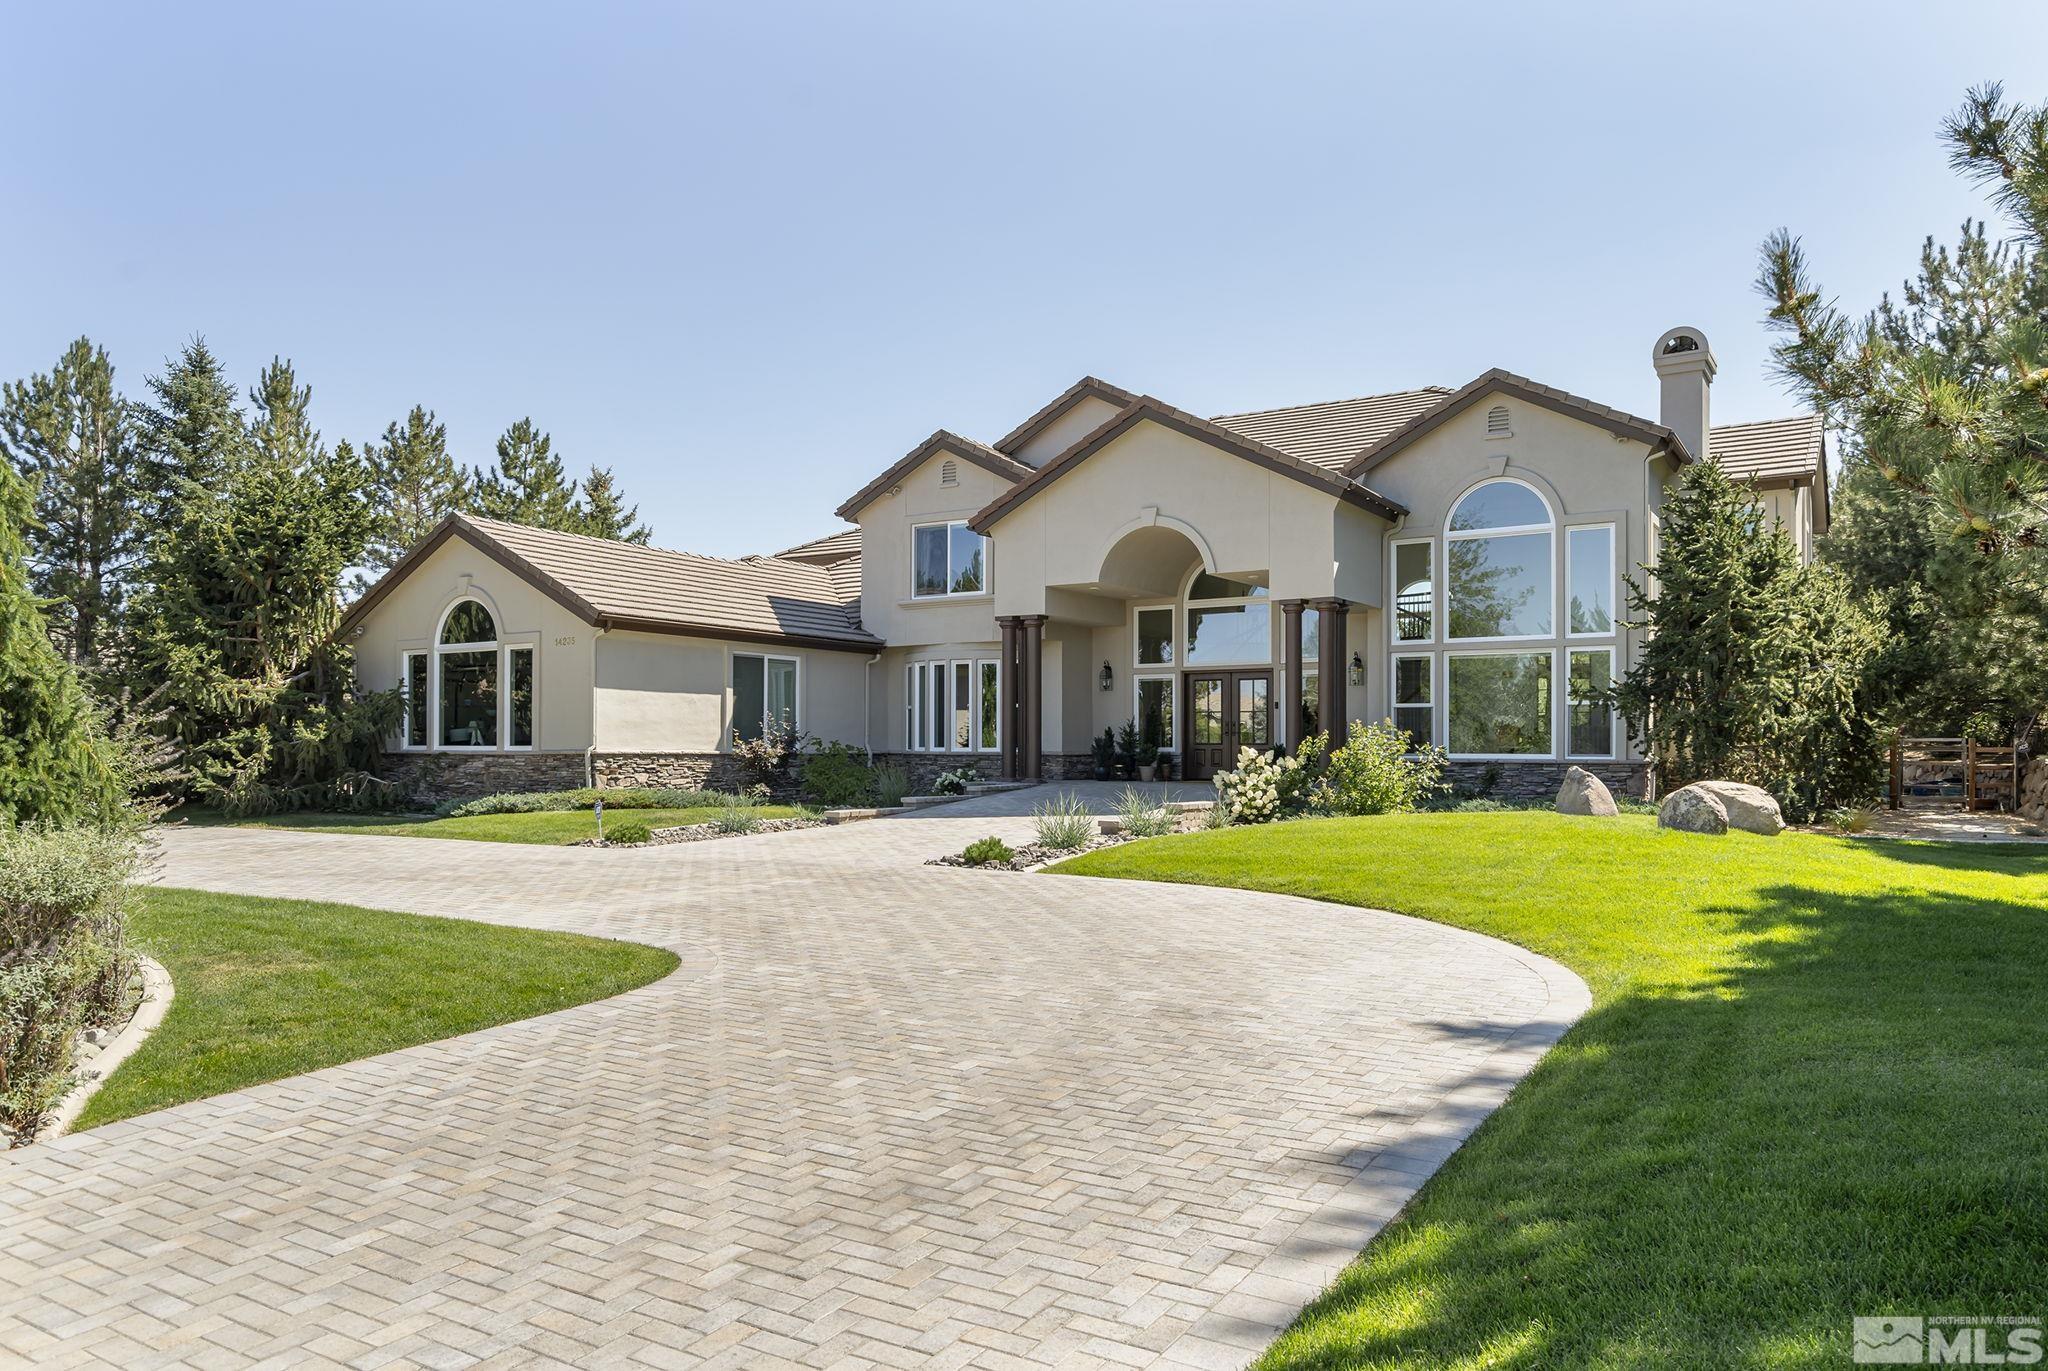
[1135, 740, 1160, 782]
[1115, 719, 1141, 779]
[1090, 727, 1116, 780]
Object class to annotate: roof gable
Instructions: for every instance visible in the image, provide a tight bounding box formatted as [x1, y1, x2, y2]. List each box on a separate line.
[967, 396, 1407, 535]
[992, 375, 1138, 458]
[1344, 369, 1690, 477]
[835, 430, 1032, 522]
[342, 515, 880, 653]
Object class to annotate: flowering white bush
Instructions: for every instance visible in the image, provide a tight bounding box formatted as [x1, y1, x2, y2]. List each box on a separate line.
[1212, 747, 1299, 824]
[932, 768, 978, 796]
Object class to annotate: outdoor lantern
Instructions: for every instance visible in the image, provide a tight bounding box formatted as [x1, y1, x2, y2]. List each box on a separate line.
[1349, 651, 1365, 686]
[1099, 659, 1114, 692]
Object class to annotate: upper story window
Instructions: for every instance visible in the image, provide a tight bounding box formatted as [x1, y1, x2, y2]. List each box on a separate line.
[1185, 570, 1270, 666]
[912, 521, 988, 598]
[1447, 478, 1553, 640]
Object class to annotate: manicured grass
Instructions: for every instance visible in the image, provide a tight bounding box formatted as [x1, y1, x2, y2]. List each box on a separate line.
[1054, 814, 2048, 1369]
[187, 805, 803, 845]
[76, 887, 677, 1129]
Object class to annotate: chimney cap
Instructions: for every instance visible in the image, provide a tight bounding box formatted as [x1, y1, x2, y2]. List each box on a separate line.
[1652, 326, 1716, 377]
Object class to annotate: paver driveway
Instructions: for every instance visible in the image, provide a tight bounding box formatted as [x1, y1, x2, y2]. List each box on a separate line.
[1, 790, 1588, 1370]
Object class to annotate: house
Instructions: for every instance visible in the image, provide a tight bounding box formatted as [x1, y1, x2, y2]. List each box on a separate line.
[343, 326, 1827, 801]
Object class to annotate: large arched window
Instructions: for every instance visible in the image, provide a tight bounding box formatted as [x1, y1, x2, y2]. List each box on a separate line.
[1446, 478, 1553, 640]
[436, 599, 500, 749]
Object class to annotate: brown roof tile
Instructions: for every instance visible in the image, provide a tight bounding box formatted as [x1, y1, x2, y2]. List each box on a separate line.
[1211, 387, 1453, 470]
[774, 529, 862, 565]
[1345, 369, 1691, 475]
[992, 376, 1139, 458]
[835, 431, 1032, 522]
[1709, 414, 1825, 483]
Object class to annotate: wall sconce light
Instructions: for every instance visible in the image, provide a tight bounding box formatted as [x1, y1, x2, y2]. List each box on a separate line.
[1099, 659, 1114, 692]
[1348, 651, 1365, 687]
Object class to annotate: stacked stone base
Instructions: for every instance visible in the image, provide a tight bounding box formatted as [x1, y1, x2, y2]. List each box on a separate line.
[2019, 757, 2048, 821]
[1444, 760, 1649, 804]
[378, 751, 588, 805]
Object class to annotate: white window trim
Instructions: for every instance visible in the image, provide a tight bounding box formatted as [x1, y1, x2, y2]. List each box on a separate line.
[1389, 537, 1436, 647]
[1132, 602, 1176, 669]
[730, 651, 801, 746]
[1566, 522, 1618, 640]
[434, 598, 503, 753]
[1182, 566, 1276, 669]
[1566, 645, 1619, 760]
[909, 520, 992, 600]
[1133, 673, 1178, 753]
[907, 657, 1001, 752]
[976, 659, 1002, 753]
[1443, 647, 1560, 761]
[1389, 650, 1437, 751]
[503, 644, 536, 751]
[1446, 477, 1556, 645]
[399, 649, 429, 750]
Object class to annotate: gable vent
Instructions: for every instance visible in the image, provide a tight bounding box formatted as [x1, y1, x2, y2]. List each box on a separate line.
[940, 458, 959, 486]
[1486, 404, 1511, 438]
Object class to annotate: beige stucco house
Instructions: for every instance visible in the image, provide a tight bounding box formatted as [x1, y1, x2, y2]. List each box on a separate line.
[344, 326, 1827, 801]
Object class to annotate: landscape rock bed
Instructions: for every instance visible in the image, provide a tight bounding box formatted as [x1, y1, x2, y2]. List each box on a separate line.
[928, 815, 1206, 872]
[580, 817, 825, 848]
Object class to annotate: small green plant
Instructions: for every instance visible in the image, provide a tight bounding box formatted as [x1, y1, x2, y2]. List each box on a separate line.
[1314, 720, 1448, 816]
[961, 835, 1015, 866]
[873, 763, 910, 807]
[800, 743, 876, 808]
[606, 820, 653, 845]
[1115, 719, 1141, 778]
[1032, 792, 1095, 850]
[712, 806, 764, 834]
[438, 786, 728, 819]
[1827, 805, 1877, 833]
[1115, 787, 1177, 838]
[1202, 799, 1231, 829]
[1091, 727, 1116, 777]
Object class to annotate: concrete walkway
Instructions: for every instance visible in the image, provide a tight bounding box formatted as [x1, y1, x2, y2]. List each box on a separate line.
[0, 789, 1588, 1371]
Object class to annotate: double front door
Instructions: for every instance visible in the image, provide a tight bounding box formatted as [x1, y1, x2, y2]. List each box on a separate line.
[1184, 671, 1272, 781]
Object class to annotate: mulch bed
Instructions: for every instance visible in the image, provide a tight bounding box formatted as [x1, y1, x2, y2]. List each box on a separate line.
[580, 817, 825, 848]
[927, 815, 1209, 872]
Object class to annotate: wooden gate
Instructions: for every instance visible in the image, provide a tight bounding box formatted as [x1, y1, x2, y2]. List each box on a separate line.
[1889, 736, 2018, 811]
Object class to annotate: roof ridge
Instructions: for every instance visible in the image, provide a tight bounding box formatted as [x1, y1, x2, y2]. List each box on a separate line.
[468, 514, 823, 574]
[1709, 414, 1822, 430]
[1210, 384, 1453, 421]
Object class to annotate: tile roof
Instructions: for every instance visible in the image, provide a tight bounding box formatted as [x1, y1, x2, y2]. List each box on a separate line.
[835, 431, 1033, 522]
[774, 529, 862, 565]
[1709, 414, 1825, 483]
[1211, 387, 1454, 470]
[993, 376, 1139, 458]
[344, 515, 880, 652]
[1346, 369, 1691, 475]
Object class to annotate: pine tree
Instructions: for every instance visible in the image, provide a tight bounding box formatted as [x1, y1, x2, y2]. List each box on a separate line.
[140, 337, 246, 534]
[132, 359, 399, 813]
[574, 464, 651, 543]
[0, 457, 125, 825]
[1614, 463, 1889, 820]
[473, 418, 581, 530]
[1757, 83, 2048, 724]
[360, 405, 467, 580]
[0, 338, 143, 675]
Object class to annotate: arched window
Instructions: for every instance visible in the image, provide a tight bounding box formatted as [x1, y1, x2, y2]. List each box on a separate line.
[1183, 569, 1270, 666]
[1446, 478, 1553, 639]
[435, 599, 499, 749]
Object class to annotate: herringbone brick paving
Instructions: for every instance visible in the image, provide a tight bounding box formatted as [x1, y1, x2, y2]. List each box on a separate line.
[0, 785, 1587, 1369]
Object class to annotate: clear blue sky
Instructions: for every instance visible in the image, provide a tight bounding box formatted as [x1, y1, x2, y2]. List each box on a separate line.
[7, 2, 2043, 557]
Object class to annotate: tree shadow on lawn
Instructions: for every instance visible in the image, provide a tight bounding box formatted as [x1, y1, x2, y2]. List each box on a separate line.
[1258, 876, 2048, 1370]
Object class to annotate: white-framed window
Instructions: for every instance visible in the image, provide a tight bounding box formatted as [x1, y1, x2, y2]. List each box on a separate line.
[908, 658, 1000, 752]
[1298, 606, 1322, 738]
[1567, 647, 1616, 759]
[400, 650, 428, 749]
[436, 599, 501, 750]
[1391, 539, 1434, 644]
[1566, 523, 1616, 637]
[1392, 653, 1434, 749]
[732, 652, 798, 743]
[912, 521, 989, 598]
[1184, 569, 1271, 667]
[1446, 649, 1555, 758]
[1446, 478, 1554, 641]
[1134, 604, 1175, 667]
[1135, 675, 1175, 752]
[505, 645, 535, 750]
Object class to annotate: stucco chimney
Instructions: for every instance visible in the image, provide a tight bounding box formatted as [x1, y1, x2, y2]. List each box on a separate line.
[1651, 325, 1716, 462]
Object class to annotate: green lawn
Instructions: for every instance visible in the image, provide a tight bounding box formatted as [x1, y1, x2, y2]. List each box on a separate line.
[186, 804, 802, 845]
[1054, 813, 2048, 1369]
[76, 887, 677, 1129]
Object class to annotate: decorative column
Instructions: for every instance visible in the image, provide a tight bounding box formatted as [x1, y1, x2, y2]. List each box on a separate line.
[1021, 615, 1046, 780]
[997, 617, 1019, 779]
[1312, 598, 1350, 737]
[1278, 600, 1306, 751]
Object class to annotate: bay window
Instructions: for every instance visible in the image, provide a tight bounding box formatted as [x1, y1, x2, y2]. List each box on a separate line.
[1447, 652, 1553, 757]
[732, 653, 798, 743]
[912, 521, 989, 598]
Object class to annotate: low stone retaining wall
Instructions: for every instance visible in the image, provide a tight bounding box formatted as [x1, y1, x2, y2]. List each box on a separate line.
[1445, 760, 1649, 803]
[379, 751, 588, 803]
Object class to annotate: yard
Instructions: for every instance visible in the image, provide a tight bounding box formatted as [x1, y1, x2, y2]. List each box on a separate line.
[1055, 812, 2048, 1369]
[75, 888, 677, 1129]
[182, 803, 806, 845]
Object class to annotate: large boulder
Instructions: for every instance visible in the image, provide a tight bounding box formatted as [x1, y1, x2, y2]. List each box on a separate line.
[1691, 780, 1786, 835]
[1658, 784, 1728, 835]
[1556, 766, 1619, 817]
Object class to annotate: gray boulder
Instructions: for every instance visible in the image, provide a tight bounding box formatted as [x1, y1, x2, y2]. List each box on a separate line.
[1556, 766, 1619, 817]
[1658, 784, 1729, 835]
[1692, 780, 1786, 835]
